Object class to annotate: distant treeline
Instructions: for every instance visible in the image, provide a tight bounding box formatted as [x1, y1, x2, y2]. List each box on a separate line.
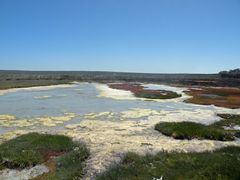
[0, 70, 218, 82]
[219, 69, 240, 79]
[0, 70, 239, 88]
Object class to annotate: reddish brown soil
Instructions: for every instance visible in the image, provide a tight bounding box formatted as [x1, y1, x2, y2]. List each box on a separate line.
[108, 83, 181, 99]
[185, 87, 240, 109]
[109, 83, 143, 93]
[41, 150, 66, 162]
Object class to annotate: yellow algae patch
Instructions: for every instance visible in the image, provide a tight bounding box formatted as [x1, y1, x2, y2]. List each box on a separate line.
[50, 116, 71, 121]
[35, 117, 58, 127]
[0, 130, 28, 142]
[51, 113, 76, 122]
[33, 95, 52, 100]
[65, 124, 81, 129]
[0, 113, 77, 128]
[84, 112, 114, 119]
[36, 113, 76, 127]
[0, 115, 35, 128]
[14, 120, 36, 127]
[121, 108, 161, 119]
[10, 120, 35, 127]
[148, 109, 220, 125]
[60, 108, 240, 178]
[41, 122, 57, 127]
[63, 112, 76, 117]
[0, 119, 35, 128]
[0, 115, 16, 120]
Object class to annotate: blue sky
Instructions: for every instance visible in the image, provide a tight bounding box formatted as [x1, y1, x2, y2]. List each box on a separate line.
[0, 0, 239, 73]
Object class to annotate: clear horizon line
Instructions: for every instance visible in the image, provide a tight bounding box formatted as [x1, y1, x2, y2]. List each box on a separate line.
[0, 69, 220, 75]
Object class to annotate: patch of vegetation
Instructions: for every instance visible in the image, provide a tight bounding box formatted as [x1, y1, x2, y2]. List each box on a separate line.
[184, 87, 240, 109]
[0, 133, 89, 179]
[213, 114, 240, 128]
[36, 146, 89, 180]
[219, 68, 240, 79]
[135, 90, 181, 99]
[155, 122, 237, 141]
[97, 146, 240, 180]
[109, 83, 182, 99]
[154, 114, 240, 141]
[0, 133, 74, 169]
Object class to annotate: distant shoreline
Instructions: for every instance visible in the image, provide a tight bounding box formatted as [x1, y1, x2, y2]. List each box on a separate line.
[0, 70, 239, 90]
[0, 83, 78, 96]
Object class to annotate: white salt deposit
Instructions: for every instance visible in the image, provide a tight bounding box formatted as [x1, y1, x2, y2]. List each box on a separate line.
[0, 83, 78, 96]
[95, 83, 191, 102]
[0, 165, 49, 180]
[96, 84, 135, 100]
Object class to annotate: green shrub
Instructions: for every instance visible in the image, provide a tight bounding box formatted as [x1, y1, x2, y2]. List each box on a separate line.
[0, 133, 84, 169]
[135, 90, 181, 99]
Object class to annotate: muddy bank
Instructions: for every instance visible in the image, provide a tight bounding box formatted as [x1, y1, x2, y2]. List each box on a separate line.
[96, 83, 190, 102]
[185, 87, 240, 109]
[109, 83, 181, 99]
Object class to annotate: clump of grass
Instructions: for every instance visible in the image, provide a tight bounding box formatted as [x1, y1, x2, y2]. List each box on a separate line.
[213, 114, 240, 128]
[0, 133, 76, 169]
[0, 133, 89, 179]
[155, 122, 236, 141]
[154, 114, 240, 141]
[134, 90, 181, 99]
[36, 146, 89, 180]
[54, 147, 88, 179]
[97, 146, 240, 180]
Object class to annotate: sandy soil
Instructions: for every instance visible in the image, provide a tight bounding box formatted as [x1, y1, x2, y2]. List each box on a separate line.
[0, 83, 78, 96]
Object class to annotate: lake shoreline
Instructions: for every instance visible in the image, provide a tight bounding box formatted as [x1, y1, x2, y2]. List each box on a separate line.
[0, 83, 79, 96]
